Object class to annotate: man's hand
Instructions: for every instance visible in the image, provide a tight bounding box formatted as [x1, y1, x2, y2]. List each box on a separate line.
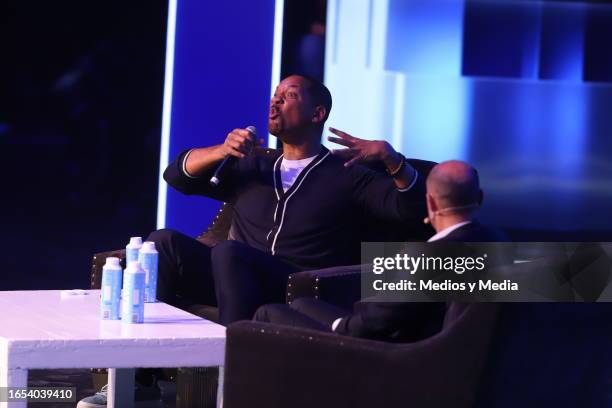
[327, 127, 400, 169]
[220, 128, 265, 159]
[184, 128, 265, 177]
[327, 127, 416, 190]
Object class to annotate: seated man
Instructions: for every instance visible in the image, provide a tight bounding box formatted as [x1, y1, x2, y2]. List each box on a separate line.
[254, 160, 507, 342]
[78, 76, 425, 407]
[150, 74, 425, 326]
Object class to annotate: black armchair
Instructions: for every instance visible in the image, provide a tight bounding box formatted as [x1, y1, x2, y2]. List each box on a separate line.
[223, 300, 612, 408]
[223, 303, 500, 408]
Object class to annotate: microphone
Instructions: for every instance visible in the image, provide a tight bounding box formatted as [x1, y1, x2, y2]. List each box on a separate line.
[210, 126, 258, 186]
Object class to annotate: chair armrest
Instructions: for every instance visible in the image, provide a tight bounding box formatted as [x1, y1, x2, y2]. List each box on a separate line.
[196, 202, 233, 247]
[286, 265, 362, 309]
[89, 203, 233, 290]
[91, 249, 126, 289]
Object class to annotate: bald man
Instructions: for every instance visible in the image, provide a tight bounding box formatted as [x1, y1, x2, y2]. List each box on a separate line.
[253, 160, 506, 342]
[424, 160, 506, 242]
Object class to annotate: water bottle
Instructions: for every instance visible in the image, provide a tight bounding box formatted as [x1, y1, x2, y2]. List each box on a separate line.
[126, 237, 143, 265]
[100, 257, 123, 320]
[139, 241, 159, 303]
[121, 261, 146, 324]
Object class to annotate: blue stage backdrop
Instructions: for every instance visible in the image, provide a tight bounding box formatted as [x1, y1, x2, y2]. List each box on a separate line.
[157, 0, 278, 236]
[324, 0, 612, 234]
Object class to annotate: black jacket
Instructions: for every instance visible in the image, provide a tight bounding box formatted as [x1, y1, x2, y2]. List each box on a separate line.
[442, 221, 508, 242]
[164, 146, 426, 270]
[335, 221, 508, 341]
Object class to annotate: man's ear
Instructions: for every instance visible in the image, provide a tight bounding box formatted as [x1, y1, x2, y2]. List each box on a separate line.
[312, 105, 327, 124]
[426, 193, 437, 213]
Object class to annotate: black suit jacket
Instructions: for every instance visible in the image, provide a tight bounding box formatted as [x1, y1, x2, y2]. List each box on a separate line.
[442, 221, 508, 242]
[334, 221, 507, 342]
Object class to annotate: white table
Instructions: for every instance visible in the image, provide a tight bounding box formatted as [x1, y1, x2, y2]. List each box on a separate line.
[0, 290, 226, 408]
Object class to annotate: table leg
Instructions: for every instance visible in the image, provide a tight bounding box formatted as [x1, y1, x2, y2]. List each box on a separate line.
[217, 366, 224, 408]
[0, 368, 28, 408]
[107, 368, 134, 408]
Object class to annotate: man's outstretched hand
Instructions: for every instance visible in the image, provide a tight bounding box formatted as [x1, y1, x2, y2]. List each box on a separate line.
[327, 127, 400, 169]
[327, 127, 416, 190]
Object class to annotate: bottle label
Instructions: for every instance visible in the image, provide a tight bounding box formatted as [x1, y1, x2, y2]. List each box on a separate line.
[103, 286, 111, 301]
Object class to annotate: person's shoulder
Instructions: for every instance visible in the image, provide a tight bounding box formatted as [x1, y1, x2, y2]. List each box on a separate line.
[304, 146, 352, 171]
[445, 221, 508, 242]
[321, 149, 348, 167]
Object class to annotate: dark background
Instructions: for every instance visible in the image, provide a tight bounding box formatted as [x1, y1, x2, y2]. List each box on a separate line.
[0, 1, 167, 289]
[0, 0, 324, 291]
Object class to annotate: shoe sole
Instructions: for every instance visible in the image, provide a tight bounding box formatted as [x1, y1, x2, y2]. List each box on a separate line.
[76, 399, 163, 408]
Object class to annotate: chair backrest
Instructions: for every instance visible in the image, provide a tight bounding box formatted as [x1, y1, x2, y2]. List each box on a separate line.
[195, 203, 233, 247]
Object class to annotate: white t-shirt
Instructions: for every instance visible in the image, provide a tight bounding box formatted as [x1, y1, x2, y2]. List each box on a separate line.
[280, 155, 317, 192]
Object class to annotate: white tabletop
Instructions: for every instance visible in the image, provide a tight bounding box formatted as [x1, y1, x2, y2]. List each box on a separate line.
[0, 290, 226, 369]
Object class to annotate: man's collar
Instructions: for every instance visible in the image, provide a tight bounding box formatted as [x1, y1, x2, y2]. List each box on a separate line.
[427, 221, 472, 242]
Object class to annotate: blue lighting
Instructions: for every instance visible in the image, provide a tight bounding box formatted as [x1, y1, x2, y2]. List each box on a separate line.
[325, 0, 612, 232]
[156, 0, 276, 237]
[156, 0, 178, 229]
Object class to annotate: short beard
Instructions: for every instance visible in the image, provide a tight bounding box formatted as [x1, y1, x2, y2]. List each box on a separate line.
[268, 121, 281, 136]
[268, 122, 324, 144]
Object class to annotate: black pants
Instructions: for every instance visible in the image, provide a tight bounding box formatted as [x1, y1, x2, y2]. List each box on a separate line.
[147, 229, 299, 325]
[253, 297, 349, 332]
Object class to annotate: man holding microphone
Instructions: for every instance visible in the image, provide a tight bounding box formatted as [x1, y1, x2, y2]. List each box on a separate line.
[152, 74, 424, 325]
